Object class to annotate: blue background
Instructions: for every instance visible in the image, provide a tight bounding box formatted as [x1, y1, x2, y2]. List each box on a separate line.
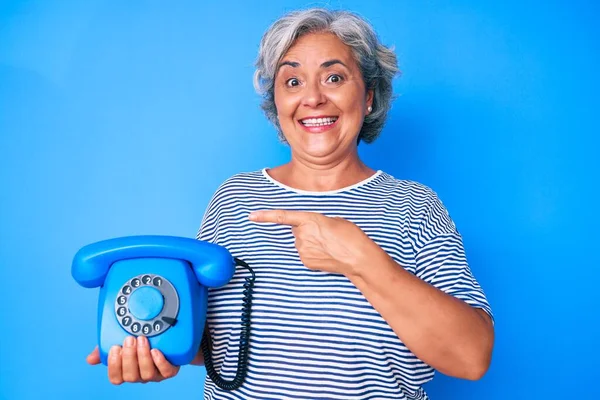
[0, 0, 598, 399]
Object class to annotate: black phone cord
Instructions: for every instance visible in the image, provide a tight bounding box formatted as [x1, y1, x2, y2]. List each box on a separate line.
[201, 257, 255, 391]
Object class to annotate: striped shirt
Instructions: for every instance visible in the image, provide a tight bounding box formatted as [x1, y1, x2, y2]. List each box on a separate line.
[197, 168, 493, 400]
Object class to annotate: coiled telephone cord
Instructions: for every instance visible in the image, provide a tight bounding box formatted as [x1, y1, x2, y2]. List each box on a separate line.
[201, 257, 255, 391]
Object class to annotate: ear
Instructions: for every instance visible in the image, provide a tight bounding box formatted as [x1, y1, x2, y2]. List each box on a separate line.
[366, 89, 374, 114]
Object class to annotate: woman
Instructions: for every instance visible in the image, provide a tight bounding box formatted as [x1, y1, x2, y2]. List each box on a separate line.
[87, 7, 494, 399]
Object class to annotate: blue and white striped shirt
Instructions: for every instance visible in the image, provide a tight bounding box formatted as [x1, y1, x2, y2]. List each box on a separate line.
[197, 168, 492, 400]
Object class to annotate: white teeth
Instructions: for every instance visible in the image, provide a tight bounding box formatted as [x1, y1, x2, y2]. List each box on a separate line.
[301, 117, 338, 127]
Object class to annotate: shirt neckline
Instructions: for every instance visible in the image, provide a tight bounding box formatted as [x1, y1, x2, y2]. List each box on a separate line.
[261, 167, 383, 195]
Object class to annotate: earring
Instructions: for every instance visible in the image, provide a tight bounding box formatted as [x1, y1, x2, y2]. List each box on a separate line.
[367, 106, 373, 113]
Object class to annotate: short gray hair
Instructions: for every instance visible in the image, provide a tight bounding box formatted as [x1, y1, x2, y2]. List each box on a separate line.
[253, 8, 400, 144]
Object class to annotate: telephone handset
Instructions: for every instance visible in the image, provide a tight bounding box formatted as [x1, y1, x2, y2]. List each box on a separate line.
[71, 235, 255, 391]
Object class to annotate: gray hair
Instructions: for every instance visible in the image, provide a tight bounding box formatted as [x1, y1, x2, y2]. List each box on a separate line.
[253, 8, 400, 144]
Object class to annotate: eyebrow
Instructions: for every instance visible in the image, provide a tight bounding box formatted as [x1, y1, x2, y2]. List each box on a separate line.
[278, 61, 300, 70]
[276, 59, 348, 72]
[321, 59, 347, 69]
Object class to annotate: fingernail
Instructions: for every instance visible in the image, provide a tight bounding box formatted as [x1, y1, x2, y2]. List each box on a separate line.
[137, 336, 147, 348]
[249, 212, 258, 221]
[125, 336, 135, 347]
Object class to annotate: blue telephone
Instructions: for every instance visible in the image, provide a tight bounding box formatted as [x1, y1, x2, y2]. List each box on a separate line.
[71, 235, 255, 390]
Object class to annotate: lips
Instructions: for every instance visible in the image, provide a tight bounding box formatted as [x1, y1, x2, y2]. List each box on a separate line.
[299, 116, 339, 127]
[297, 116, 339, 134]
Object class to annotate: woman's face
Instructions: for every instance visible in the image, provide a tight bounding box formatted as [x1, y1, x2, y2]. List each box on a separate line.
[273, 32, 373, 164]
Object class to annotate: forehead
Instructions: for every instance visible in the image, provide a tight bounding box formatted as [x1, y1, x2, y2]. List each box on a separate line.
[281, 32, 356, 66]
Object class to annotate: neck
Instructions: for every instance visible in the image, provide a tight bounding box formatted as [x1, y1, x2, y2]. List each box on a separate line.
[270, 150, 376, 192]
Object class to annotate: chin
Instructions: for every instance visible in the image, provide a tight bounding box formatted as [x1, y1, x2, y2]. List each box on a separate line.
[285, 129, 353, 160]
[300, 144, 342, 160]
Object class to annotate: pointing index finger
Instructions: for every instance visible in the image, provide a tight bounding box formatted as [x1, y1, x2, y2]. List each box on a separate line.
[249, 210, 311, 226]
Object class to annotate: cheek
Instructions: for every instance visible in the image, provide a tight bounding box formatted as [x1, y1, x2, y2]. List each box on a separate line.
[332, 90, 364, 116]
[274, 89, 298, 119]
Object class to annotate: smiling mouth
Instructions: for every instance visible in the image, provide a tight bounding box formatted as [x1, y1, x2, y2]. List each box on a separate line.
[299, 116, 339, 127]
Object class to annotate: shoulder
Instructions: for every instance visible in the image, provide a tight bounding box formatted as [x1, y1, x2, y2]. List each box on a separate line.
[215, 169, 266, 191]
[201, 168, 273, 216]
[377, 172, 456, 233]
[197, 169, 266, 239]
[377, 172, 441, 207]
[206, 169, 266, 201]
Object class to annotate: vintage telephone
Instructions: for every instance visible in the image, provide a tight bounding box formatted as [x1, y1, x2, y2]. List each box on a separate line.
[71, 235, 255, 390]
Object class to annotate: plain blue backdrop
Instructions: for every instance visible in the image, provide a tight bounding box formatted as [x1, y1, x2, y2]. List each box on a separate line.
[0, 0, 598, 399]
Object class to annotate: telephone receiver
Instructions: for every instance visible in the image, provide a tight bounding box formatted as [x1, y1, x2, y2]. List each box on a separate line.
[71, 235, 255, 391]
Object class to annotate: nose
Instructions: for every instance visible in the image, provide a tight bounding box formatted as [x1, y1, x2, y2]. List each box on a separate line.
[302, 80, 326, 108]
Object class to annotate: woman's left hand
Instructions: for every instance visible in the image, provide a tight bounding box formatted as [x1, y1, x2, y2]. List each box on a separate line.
[249, 210, 381, 276]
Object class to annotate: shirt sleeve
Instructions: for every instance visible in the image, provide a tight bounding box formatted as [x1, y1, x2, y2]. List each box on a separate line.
[195, 181, 228, 243]
[414, 189, 494, 322]
[196, 197, 219, 243]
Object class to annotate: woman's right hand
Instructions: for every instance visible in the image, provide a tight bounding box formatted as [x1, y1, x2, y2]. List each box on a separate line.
[86, 336, 180, 385]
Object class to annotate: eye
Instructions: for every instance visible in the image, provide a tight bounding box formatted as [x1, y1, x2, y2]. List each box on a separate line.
[286, 78, 300, 87]
[326, 74, 344, 84]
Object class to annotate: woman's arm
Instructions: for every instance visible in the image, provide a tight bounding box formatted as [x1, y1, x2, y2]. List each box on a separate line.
[190, 348, 205, 366]
[190, 324, 209, 366]
[346, 240, 494, 380]
[249, 209, 495, 380]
